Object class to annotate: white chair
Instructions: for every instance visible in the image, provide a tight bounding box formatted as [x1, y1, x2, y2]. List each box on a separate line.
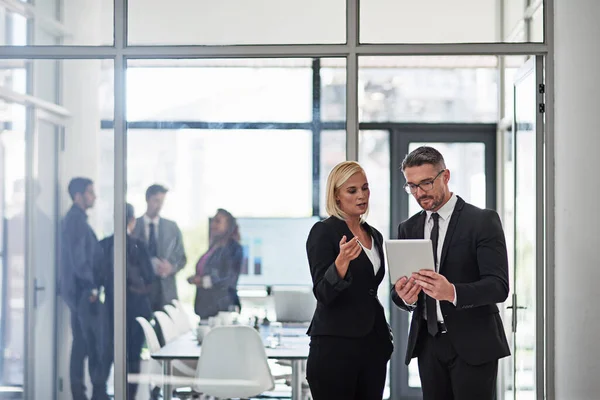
[154, 311, 181, 343]
[173, 299, 199, 329]
[153, 312, 198, 378]
[192, 325, 275, 399]
[136, 317, 196, 397]
[164, 304, 192, 335]
[136, 317, 163, 379]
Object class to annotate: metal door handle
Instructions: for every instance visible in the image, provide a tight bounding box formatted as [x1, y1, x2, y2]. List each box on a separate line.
[34, 278, 45, 308]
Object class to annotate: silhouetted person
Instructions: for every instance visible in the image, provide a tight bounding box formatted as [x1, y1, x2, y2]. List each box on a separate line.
[59, 177, 106, 400]
[99, 203, 155, 399]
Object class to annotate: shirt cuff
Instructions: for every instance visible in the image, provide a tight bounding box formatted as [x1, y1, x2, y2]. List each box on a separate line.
[324, 262, 352, 291]
[402, 297, 417, 308]
[452, 284, 457, 306]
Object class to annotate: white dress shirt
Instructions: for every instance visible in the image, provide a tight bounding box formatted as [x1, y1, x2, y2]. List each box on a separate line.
[424, 193, 458, 322]
[360, 236, 381, 275]
[143, 214, 160, 243]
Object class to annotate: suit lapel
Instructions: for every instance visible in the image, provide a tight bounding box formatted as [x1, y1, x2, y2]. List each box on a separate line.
[158, 218, 168, 258]
[439, 196, 465, 271]
[412, 212, 427, 239]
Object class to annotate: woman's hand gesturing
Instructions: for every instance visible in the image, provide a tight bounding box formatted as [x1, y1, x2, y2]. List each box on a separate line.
[334, 235, 362, 278]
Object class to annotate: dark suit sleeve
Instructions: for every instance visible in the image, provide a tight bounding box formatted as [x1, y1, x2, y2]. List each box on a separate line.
[454, 210, 510, 309]
[391, 222, 415, 312]
[64, 219, 97, 291]
[306, 221, 352, 307]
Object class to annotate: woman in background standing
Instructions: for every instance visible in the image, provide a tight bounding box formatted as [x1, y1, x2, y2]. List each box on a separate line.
[188, 208, 243, 319]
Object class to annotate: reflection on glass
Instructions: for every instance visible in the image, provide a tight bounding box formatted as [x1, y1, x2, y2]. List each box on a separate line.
[1, 117, 26, 391]
[1, 60, 114, 398]
[511, 69, 537, 400]
[358, 57, 498, 123]
[321, 59, 347, 122]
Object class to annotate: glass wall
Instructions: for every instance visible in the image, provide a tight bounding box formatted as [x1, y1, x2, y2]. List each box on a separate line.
[0, 1, 549, 399]
[0, 59, 113, 398]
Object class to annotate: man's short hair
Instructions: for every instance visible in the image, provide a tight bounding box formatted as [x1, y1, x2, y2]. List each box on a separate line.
[68, 177, 93, 201]
[126, 203, 135, 223]
[145, 184, 168, 201]
[401, 146, 446, 171]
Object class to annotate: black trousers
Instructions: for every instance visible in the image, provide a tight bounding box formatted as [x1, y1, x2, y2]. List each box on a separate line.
[306, 328, 392, 400]
[70, 311, 105, 400]
[100, 311, 149, 399]
[417, 329, 498, 400]
[127, 320, 146, 398]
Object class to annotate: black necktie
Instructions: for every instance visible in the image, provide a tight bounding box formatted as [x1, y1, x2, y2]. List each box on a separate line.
[148, 222, 158, 258]
[426, 213, 440, 336]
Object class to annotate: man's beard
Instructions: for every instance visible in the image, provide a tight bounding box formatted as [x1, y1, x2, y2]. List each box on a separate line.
[418, 194, 443, 211]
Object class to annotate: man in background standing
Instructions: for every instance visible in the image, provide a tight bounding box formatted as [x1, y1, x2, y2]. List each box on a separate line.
[132, 184, 187, 312]
[60, 177, 106, 400]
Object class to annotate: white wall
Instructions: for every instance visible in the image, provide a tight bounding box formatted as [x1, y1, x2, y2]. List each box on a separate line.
[361, 0, 498, 43]
[554, 0, 600, 398]
[127, 0, 497, 45]
[128, 0, 346, 45]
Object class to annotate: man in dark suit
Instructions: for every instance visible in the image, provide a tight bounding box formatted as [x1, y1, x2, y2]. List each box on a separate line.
[131, 184, 187, 311]
[392, 146, 510, 400]
[59, 177, 107, 400]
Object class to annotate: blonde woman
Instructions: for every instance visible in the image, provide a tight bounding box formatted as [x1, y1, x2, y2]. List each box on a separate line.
[305, 161, 393, 400]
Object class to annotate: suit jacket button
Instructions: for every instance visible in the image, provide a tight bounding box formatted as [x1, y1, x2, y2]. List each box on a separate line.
[369, 289, 376, 296]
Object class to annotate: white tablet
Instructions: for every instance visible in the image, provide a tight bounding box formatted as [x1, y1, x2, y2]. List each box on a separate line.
[384, 239, 435, 284]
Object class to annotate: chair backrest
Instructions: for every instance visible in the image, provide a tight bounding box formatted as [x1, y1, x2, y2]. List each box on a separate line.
[154, 311, 180, 343]
[165, 304, 192, 335]
[174, 299, 201, 327]
[194, 325, 274, 394]
[273, 287, 316, 323]
[136, 317, 161, 353]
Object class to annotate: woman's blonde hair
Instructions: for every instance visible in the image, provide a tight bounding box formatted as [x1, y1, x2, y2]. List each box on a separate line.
[325, 161, 369, 220]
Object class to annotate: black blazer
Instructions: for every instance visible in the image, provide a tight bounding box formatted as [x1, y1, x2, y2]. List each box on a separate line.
[306, 216, 391, 340]
[392, 196, 511, 366]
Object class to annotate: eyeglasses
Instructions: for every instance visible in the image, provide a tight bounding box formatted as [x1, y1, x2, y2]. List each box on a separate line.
[403, 169, 445, 194]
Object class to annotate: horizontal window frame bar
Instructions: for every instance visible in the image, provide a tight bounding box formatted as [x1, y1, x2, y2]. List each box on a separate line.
[100, 120, 347, 130]
[100, 120, 498, 131]
[0, 42, 549, 59]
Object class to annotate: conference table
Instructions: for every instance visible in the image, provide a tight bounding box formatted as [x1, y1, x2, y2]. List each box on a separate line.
[151, 326, 310, 400]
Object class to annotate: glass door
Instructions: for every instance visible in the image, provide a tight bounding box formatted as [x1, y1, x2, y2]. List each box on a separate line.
[504, 55, 545, 400]
[28, 116, 61, 399]
[0, 105, 61, 398]
[388, 124, 497, 399]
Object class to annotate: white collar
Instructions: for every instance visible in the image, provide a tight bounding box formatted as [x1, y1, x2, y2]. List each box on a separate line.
[426, 193, 457, 222]
[144, 214, 160, 226]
